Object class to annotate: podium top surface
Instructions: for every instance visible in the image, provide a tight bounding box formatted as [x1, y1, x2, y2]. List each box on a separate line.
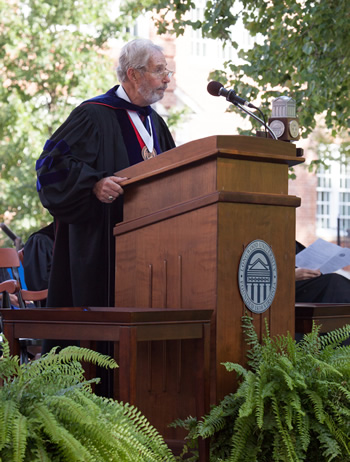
[116, 135, 303, 186]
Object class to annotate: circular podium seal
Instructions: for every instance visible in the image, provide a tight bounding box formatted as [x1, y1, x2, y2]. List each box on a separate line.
[238, 240, 277, 314]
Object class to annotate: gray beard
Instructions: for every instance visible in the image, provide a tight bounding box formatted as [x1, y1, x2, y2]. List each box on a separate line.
[138, 82, 165, 105]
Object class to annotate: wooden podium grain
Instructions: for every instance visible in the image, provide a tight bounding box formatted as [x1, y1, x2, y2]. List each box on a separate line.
[114, 135, 303, 440]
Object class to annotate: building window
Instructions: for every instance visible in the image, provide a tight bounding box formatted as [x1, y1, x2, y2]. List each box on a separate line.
[316, 151, 350, 241]
[339, 159, 350, 234]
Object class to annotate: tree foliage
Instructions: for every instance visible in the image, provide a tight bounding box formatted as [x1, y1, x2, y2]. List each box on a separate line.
[125, 0, 350, 138]
[0, 0, 128, 242]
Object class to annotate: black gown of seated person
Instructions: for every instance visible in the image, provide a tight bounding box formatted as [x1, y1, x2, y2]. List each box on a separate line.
[295, 241, 350, 303]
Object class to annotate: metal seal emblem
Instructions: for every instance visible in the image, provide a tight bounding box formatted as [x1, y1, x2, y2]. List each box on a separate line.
[238, 239, 277, 314]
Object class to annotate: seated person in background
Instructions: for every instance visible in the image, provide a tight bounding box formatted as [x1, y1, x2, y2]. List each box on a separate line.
[295, 241, 350, 303]
[0, 223, 53, 308]
[22, 223, 54, 292]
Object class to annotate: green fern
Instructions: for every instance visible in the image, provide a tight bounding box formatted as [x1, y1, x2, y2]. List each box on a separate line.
[0, 336, 175, 462]
[177, 316, 350, 462]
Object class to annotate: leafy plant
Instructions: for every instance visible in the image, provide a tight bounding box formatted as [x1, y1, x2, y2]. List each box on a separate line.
[0, 337, 175, 461]
[176, 316, 350, 462]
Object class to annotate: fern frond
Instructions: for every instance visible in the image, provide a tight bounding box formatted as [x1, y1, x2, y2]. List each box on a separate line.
[270, 395, 298, 462]
[272, 355, 298, 391]
[297, 322, 322, 356]
[323, 413, 350, 456]
[12, 413, 28, 462]
[329, 380, 350, 405]
[29, 440, 52, 462]
[295, 411, 310, 452]
[65, 388, 111, 422]
[229, 414, 257, 462]
[327, 345, 350, 371]
[320, 324, 350, 349]
[237, 371, 257, 419]
[45, 394, 96, 428]
[254, 372, 266, 429]
[285, 333, 298, 365]
[0, 338, 21, 380]
[57, 346, 118, 369]
[304, 389, 326, 423]
[110, 423, 168, 462]
[197, 392, 240, 441]
[0, 399, 18, 451]
[42, 391, 174, 462]
[169, 415, 197, 431]
[0, 336, 11, 359]
[241, 314, 262, 370]
[117, 401, 176, 461]
[304, 353, 343, 380]
[281, 392, 299, 431]
[22, 346, 117, 387]
[222, 361, 248, 379]
[197, 407, 229, 439]
[34, 403, 94, 462]
[312, 420, 343, 461]
[328, 400, 350, 422]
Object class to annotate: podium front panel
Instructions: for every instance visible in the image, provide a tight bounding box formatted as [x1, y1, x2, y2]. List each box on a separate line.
[115, 194, 297, 401]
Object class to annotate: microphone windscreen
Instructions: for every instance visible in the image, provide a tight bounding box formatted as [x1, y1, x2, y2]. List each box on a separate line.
[207, 81, 223, 96]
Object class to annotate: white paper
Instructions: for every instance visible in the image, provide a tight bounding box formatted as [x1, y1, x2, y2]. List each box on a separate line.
[295, 238, 350, 274]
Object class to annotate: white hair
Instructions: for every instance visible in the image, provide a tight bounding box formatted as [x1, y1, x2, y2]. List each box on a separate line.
[116, 39, 164, 82]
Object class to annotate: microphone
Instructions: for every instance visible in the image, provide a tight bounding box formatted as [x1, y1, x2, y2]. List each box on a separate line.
[207, 80, 278, 140]
[207, 81, 255, 108]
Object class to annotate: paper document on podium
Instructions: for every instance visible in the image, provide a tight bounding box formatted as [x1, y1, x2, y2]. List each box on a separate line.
[296, 238, 350, 274]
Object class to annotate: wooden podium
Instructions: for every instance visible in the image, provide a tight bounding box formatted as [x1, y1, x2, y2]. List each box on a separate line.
[113, 135, 303, 440]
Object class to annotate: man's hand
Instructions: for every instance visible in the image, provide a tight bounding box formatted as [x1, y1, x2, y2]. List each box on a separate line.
[295, 267, 322, 281]
[0, 293, 19, 306]
[10, 293, 19, 306]
[93, 176, 128, 203]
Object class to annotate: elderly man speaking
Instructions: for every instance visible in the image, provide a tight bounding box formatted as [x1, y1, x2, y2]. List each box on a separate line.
[36, 38, 175, 311]
[36, 39, 176, 376]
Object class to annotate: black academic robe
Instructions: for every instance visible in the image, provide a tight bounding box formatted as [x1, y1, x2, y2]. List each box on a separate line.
[36, 86, 175, 309]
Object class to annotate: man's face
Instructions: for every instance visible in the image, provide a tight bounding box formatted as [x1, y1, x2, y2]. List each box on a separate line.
[137, 50, 171, 105]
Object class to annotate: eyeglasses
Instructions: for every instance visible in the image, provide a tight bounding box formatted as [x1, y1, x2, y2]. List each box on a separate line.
[139, 67, 174, 79]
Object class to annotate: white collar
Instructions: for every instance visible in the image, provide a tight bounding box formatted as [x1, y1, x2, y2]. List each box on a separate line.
[116, 85, 131, 102]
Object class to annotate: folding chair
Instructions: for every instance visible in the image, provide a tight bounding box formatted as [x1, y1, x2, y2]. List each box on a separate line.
[0, 248, 48, 308]
[0, 247, 48, 362]
[0, 279, 18, 308]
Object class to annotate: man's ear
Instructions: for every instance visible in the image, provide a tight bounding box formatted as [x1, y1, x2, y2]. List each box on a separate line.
[126, 67, 138, 82]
